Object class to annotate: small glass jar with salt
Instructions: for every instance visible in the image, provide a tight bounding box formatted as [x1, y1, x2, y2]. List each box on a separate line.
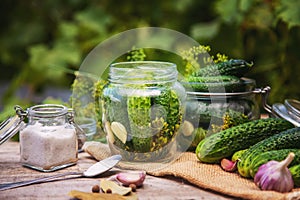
[18, 104, 79, 172]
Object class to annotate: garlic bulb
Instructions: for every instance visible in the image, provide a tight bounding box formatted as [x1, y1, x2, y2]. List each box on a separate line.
[254, 152, 295, 193]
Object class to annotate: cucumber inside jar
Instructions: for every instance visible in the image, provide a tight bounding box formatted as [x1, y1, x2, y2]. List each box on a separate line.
[180, 101, 252, 151]
[180, 78, 260, 151]
[102, 85, 184, 162]
[186, 97, 255, 128]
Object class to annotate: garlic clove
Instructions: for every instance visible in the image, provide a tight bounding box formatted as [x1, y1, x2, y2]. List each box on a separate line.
[181, 120, 195, 137]
[116, 171, 146, 187]
[220, 158, 237, 172]
[105, 121, 115, 144]
[111, 122, 127, 144]
[254, 152, 295, 193]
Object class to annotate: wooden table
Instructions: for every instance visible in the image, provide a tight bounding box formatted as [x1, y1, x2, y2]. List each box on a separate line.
[0, 141, 233, 200]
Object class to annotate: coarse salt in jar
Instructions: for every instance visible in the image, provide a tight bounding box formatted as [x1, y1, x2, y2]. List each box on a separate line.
[18, 104, 78, 172]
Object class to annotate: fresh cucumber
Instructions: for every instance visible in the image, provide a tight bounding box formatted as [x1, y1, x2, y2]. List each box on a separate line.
[289, 164, 300, 187]
[192, 59, 253, 77]
[237, 127, 300, 178]
[185, 76, 243, 92]
[249, 149, 300, 178]
[195, 118, 293, 163]
[232, 149, 247, 162]
[186, 75, 239, 83]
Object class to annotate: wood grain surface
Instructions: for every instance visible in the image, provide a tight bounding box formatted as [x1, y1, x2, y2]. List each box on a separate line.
[0, 141, 233, 200]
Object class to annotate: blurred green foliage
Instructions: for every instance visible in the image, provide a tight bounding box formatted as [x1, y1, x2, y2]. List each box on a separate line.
[1, 0, 300, 122]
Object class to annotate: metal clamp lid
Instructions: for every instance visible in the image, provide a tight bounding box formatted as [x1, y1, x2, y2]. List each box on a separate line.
[262, 87, 300, 127]
[0, 105, 88, 148]
[67, 108, 87, 150]
[0, 106, 27, 145]
[285, 99, 300, 118]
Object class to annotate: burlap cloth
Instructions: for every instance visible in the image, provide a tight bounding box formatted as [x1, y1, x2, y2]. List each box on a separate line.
[83, 142, 300, 200]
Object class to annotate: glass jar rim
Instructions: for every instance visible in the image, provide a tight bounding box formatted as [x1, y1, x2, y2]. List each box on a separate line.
[28, 104, 68, 118]
[109, 61, 178, 84]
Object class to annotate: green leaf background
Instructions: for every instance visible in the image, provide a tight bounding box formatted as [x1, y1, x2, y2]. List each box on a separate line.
[1, 0, 300, 122]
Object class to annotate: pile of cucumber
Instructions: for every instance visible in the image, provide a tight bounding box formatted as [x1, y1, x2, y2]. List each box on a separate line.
[184, 59, 253, 92]
[189, 58, 300, 189]
[195, 117, 300, 187]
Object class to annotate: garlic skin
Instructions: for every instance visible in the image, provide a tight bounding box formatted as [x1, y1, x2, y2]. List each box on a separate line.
[116, 171, 146, 187]
[254, 152, 295, 193]
[221, 158, 237, 172]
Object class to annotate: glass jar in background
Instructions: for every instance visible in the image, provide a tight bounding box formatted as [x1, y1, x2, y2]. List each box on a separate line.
[19, 104, 78, 172]
[179, 78, 266, 151]
[75, 117, 97, 141]
[71, 71, 105, 142]
[102, 61, 187, 163]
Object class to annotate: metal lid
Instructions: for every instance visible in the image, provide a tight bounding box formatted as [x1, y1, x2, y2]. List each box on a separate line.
[0, 115, 25, 145]
[285, 99, 300, 119]
[269, 99, 300, 127]
[260, 87, 300, 127]
[0, 104, 87, 147]
[0, 106, 27, 145]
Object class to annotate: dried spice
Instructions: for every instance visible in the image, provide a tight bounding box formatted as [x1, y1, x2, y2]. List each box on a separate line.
[100, 179, 132, 196]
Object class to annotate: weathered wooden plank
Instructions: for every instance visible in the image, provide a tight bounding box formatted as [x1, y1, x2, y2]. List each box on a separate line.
[0, 141, 232, 199]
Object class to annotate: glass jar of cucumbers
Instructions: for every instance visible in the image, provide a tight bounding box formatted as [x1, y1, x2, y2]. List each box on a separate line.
[179, 78, 269, 151]
[177, 59, 271, 151]
[102, 61, 187, 163]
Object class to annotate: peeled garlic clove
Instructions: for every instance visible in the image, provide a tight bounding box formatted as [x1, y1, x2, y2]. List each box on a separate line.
[254, 152, 295, 193]
[181, 120, 194, 137]
[116, 171, 146, 187]
[111, 122, 127, 144]
[105, 121, 115, 144]
[221, 158, 237, 172]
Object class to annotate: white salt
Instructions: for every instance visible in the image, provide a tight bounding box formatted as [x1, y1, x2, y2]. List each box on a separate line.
[20, 122, 78, 171]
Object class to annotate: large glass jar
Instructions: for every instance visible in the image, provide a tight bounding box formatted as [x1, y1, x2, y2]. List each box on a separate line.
[19, 104, 78, 172]
[102, 61, 186, 163]
[179, 78, 264, 151]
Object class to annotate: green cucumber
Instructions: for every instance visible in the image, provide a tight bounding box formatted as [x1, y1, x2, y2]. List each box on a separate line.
[188, 127, 207, 151]
[127, 95, 152, 152]
[186, 76, 242, 92]
[237, 127, 300, 178]
[232, 149, 247, 162]
[192, 59, 253, 77]
[249, 149, 300, 178]
[152, 89, 183, 151]
[195, 118, 293, 163]
[186, 75, 240, 83]
[289, 164, 300, 187]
